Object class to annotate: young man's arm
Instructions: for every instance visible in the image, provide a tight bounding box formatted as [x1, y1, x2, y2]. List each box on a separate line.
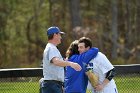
[95, 68, 116, 91]
[80, 47, 99, 64]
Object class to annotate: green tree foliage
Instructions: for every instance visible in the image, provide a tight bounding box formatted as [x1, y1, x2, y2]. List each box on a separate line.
[0, 0, 139, 68]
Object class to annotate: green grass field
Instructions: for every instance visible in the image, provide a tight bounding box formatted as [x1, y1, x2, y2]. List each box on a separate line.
[0, 82, 39, 93]
[0, 77, 140, 93]
[114, 76, 140, 93]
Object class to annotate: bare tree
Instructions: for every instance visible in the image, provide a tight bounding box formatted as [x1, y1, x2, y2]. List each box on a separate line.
[26, 0, 46, 62]
[124, 0, 132, 60]
[69, 0, 82, 39]
[135, 0, 140, 63]
[111, 0, 118, 59]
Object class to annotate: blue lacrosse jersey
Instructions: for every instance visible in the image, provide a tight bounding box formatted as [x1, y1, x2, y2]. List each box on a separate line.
[65, 47, 99, 93]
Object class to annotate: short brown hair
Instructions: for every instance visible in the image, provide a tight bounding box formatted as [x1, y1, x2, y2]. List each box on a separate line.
[47, 33, 59, 40]
[48, 34, 54, 40]
[78, 37, 92, 48]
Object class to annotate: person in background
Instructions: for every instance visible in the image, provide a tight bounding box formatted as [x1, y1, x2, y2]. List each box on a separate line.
[41, 26, 82, 93]
[65, 39, 99, 93]
[78, 37, 118, 93]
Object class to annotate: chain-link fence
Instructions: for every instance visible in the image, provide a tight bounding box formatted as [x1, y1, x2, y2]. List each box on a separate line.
[0, 65, 140, 93]
[0, 77, 41, 93]
[114, 73, 140, 93]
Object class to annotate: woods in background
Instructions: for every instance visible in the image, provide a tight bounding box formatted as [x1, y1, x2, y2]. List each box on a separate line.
[0, 0, 139, 68]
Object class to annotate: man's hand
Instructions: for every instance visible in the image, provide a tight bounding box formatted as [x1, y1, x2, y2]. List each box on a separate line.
[52, 57, 81, 71]
[69, 62, 82, 71]
[95, 84, 104, 91]
[95, 78, 109, 91]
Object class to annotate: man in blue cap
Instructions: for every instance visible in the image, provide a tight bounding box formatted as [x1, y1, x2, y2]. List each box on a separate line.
[41, 26, 82, 93]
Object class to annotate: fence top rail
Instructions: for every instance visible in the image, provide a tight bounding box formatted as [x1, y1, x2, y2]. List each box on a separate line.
[0, 68, 43, 78]
[0, 64, 140, 78]
[114, 64, 140, 66]
[114, 64, 140, 75]
[0, 68, 42, 71]
[0, 64, 139, 71]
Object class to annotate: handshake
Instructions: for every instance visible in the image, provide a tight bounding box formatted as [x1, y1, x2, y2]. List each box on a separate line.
[85, 66, 98, 88]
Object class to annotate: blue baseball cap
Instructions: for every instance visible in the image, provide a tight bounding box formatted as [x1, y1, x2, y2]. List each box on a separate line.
[47, 26, 65, 36]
